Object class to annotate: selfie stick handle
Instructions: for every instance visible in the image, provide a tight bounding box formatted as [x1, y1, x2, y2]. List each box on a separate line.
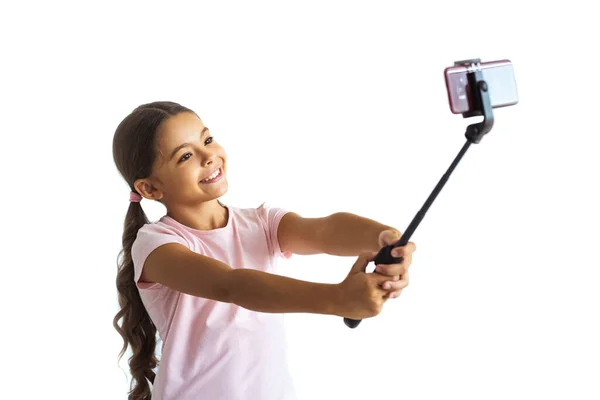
[344, 60, 494, 329]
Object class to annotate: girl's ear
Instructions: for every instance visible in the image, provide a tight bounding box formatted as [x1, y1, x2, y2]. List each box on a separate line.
[134, 178, 164, 201]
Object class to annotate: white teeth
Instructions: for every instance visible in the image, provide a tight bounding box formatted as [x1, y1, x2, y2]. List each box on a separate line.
[202, 169, 220, 182]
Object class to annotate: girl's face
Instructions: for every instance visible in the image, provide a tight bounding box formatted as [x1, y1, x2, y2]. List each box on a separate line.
[149, 111, 228, 206]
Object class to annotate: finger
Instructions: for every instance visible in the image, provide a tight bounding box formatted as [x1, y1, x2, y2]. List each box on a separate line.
[384, 275, 409, 292]
[376, 285, 391, 298]
[355, 251, 379, 273]
[379, 229, 401, 247]
[389, 249, 413, 271]
[375, 264, 406, 277]
[392, 242, 417, 257]
[380, 275, 400, 290]
[391, 254, 411, 272]
[391, 247, 408, 258]
[372, 274, 398, 294]
[385, 288, 404, 299]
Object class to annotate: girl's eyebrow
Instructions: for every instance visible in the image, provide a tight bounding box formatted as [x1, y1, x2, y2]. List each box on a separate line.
[169, 127, 209, 160]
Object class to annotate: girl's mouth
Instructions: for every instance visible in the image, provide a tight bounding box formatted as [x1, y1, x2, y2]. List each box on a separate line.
[200, 168, 223, 184]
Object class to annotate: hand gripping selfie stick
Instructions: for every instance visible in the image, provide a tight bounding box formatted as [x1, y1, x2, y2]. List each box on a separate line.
[344, 59, 497, 329]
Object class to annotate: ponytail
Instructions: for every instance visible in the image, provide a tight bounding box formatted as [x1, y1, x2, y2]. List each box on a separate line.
[113, 201, 157, 400]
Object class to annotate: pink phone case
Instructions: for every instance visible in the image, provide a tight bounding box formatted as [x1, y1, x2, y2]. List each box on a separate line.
[444, 60, 518, 114]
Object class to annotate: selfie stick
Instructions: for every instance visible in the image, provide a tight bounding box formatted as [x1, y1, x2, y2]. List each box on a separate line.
[344, 59, 495, 329]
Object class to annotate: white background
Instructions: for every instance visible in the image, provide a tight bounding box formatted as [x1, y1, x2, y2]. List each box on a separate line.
[2, 1, 599, 399]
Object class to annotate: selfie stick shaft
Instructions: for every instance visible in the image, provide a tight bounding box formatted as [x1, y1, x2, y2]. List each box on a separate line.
[344, 61, 494, 329]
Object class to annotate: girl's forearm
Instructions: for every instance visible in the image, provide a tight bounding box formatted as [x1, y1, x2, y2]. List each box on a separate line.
[227, 268, 342, 315]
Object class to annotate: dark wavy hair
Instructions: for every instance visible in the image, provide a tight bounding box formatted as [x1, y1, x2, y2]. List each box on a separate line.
[112, 101, 195, 399]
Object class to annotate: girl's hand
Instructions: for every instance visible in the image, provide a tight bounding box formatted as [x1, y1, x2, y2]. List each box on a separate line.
[336, 252, 396, 320]
[376, 229, 417, 299]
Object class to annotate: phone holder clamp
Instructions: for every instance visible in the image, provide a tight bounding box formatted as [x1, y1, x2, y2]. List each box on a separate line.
[454, 58, 495, 144]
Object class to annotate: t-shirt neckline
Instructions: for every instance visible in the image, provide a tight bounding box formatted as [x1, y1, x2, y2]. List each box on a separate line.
[161, 205, 232, 234]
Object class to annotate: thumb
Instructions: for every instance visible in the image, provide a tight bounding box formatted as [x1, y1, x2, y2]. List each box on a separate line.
[350, 251, 378, 274]
[379, 229, 401, 247]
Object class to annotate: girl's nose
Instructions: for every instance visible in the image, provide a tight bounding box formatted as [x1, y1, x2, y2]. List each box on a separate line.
[201, 152, 217, 167]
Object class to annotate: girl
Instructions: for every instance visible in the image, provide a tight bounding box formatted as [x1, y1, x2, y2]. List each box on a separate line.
[112, 101, 415, 400]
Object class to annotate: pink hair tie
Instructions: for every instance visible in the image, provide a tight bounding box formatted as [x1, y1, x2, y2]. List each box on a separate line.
[129, 191, 142, 203]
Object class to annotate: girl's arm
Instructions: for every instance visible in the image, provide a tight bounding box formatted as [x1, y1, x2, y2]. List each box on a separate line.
[279, 211, 399, 257]
[141, 242, 341, 315]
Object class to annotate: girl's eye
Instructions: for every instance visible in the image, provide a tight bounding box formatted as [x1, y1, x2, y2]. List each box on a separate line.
[179, 153, 192, 163]
[178, 137, 215, 163]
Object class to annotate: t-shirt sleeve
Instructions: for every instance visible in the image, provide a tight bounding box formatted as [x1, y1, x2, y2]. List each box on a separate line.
[131, 224, 189, 290]
[257, 201, 293, 260]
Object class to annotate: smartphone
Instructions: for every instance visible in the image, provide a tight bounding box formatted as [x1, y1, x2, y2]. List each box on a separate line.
[444, 59, 519, 114]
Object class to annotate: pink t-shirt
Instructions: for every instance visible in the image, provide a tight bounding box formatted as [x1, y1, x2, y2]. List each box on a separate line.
[131, 201, 297, 400]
